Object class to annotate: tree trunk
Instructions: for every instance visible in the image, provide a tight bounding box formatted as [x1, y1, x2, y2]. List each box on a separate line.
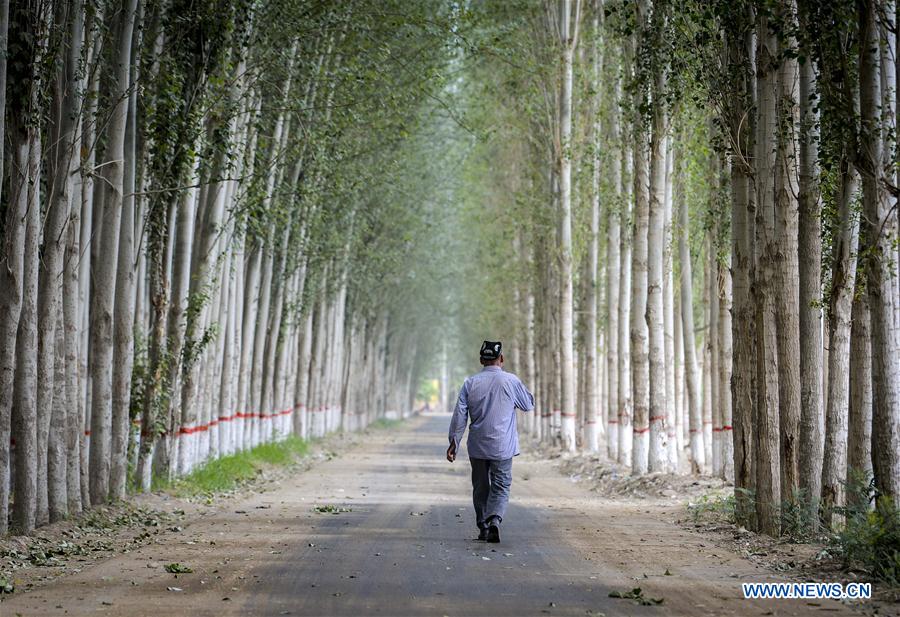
[606, 75, 621, 461]
[709, 238, 721, 477]
[0, 132, 29, 535]
[719, 249, 734, 481]
[859, 0, 900, 502]
[647, 82, 668, 473]
[109, 25, 140, 498]
[774, 9, 802, 516]
[585, 0, 602, 453]
[48, 304, 68, 521]
[754, 8, 781, 536]
[663, 141, 678, 472]
[0, 0, 17, 534]
[679, 153, 704, 474]
[36, 0, 85, 524]
[12, 120, 42, 533]
[847, 272, 872, 491]
[89, 0, 138, 504]
[631, 122, 650, 474]
[557, 0, 579, 452]
[797, 33, 824, 528]
[821, 164, 860, 525]
[728, 7, 757, 529]
[618, 142, 633, 466]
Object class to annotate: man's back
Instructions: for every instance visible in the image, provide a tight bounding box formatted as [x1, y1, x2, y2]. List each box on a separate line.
[449, 365, 534, 460]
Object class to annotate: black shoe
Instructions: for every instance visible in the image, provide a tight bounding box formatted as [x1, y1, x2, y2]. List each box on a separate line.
[477, 528, 488, 541]
[486, 521, 500, 543]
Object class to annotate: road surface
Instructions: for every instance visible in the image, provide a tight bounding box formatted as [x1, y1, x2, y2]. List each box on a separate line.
[2, 414, 864, 616]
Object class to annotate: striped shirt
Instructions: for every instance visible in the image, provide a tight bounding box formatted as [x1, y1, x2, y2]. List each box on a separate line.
[448, 366, 535, 460]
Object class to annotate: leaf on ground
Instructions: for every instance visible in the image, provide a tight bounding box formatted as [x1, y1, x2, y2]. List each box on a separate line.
[164, 563, 193, 574]
[313, 505, 351, 514]
[608, 587, 663, 606]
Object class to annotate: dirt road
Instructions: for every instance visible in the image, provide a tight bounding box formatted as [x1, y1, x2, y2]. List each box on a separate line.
[1, 414, 868, 616]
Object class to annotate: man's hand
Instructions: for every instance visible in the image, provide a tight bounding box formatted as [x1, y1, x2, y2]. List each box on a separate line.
[446, 442, 456, 463]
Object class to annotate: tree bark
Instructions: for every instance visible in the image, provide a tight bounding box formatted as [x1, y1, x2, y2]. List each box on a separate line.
[109, 40, 139, 499]
[754, 8, 781, 536]
[585, 0, 603, 453]
[618, 142, 633, 466]
[89, 0, 138, 505]
[728, 4, 757, 529]
[797, 31, 824, 527]
[848, 271, 872, 490]
[821, 163, 859, 525]
[0, 0, 17, 534]
[859, 0, 900, 502]
[36, 0, 84, 524]
[606, 73, 622, 461]
[557, 0, 580, 452]
[647, 75, 669, 472]
[774, 7, 802, 515]
[678, 151, 704, 474]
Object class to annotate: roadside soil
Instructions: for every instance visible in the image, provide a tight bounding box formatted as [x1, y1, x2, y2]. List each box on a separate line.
[1, 414, 892, 616]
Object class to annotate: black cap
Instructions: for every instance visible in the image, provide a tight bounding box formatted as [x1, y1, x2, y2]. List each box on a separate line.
[480, 340, 502, 360]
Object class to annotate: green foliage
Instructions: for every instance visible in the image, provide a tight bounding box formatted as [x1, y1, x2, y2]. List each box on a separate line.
[608, 587, 664, 606]
[312, 504, 352, 514]
[367, 417, 404, 431]
[688, 491, 736, 525]
[779, 489, 821, 543]
[164, 562, 193, 574]
[833, 475, 900, 585]
[162, 436, 309, 496]
[417, 378, 439, 403]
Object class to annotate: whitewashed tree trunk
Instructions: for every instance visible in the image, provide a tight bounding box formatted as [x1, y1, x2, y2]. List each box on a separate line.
[718, 244, 734, 481]
[679, 164, 704, 474]
[647, 106, 668, 472]
[585, 0, 602, 452]
[556, 0, 581, 452]
[631, 125, 650, 474]
[606, 84, 621, 461]
[618, 142, 633, 466]
[674, 280, 685, 464]
[663, 141, 677, 472]
[709, 241, 721, 477]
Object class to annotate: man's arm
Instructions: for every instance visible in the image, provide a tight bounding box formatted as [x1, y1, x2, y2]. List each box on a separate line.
[447, 380, 469, 461]
[513, 377, 535, 412]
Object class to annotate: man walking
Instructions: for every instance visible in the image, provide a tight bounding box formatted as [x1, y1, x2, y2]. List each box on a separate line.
[446, 340, 534, 543]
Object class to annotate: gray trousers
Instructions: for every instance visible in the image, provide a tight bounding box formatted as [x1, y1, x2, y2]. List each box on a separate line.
[470, 457, 513, 530]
